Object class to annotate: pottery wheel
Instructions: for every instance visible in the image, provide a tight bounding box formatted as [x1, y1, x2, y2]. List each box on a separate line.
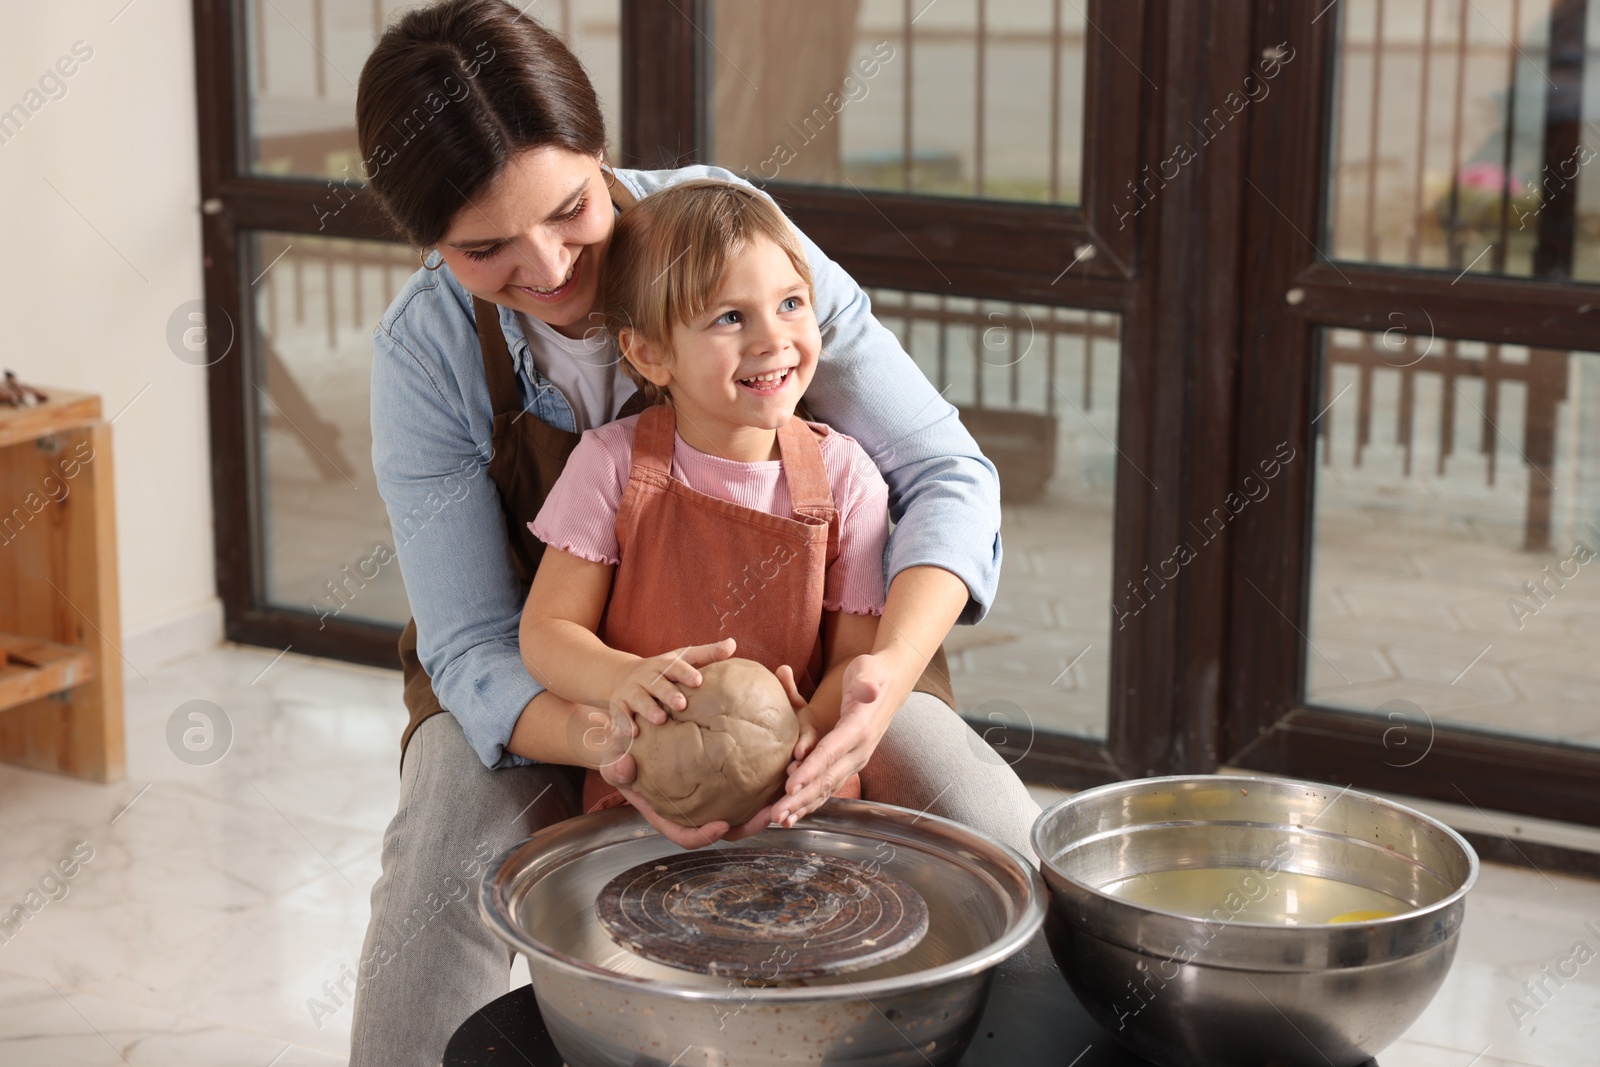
[595, 848, 929, 979]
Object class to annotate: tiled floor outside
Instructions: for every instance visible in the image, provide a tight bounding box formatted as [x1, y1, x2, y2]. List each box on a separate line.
[255, 286, 1600, 752]
[946, 340, 1600, 753]
[1305, 349, 1600, 752]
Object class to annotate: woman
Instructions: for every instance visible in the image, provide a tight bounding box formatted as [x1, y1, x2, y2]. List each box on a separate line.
[350, 2, 1040, 1063]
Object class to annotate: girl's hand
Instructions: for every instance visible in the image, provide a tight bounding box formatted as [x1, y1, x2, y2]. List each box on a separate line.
[773, 664, 821, 764]
[599, 751, 732, 849]
[772, 653, 898, 828]
[610, 638, 736, 725]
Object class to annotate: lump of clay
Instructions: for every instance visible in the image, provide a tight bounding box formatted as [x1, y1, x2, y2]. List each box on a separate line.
[630, 658, 799, 828]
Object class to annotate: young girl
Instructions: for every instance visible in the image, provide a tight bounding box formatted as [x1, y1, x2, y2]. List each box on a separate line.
[517, 179, 886, 830]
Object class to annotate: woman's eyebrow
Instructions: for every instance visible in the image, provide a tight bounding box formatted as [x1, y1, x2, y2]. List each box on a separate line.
[445, 180, 591, 248]
[545, 178, 590, 220]
[446, 234, 504, 250]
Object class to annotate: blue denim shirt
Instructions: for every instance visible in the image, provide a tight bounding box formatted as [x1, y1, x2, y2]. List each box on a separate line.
[370, 165, 1002, 769]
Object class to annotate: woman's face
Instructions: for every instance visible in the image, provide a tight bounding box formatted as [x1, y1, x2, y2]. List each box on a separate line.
[436, 146, 614, 338]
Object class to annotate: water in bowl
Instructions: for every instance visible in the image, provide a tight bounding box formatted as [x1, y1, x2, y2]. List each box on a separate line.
[1098, 867, 1412, 925]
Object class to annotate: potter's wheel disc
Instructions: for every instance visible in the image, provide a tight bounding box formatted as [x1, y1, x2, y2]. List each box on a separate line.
[595, 847, 929, 979]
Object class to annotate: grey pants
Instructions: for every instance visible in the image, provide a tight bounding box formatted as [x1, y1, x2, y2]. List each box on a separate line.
[347, 692, 1041, 1067]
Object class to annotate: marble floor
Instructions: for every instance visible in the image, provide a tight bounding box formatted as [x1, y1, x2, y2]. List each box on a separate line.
[0, 644, 1595, 1065]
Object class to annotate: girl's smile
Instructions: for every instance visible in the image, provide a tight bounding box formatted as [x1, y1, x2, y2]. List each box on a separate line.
[736, 366, 797, 394]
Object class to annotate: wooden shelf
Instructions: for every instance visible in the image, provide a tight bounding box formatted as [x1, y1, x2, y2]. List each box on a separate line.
[0, 632, 93, 714]
[0, 384, 123, 782]
[0, 388, 101, 450]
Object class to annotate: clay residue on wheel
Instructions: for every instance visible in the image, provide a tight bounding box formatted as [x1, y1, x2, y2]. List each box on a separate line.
[630, 658, 799, 827]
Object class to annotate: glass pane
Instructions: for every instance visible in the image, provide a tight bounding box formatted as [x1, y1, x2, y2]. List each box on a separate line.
[1325, 0, 1600, 281]
[245, 231, 415, 626]
[869, 289, 1119, 739]
[708, 0, 1086, 204]
[243, 0, 620, 181]
[1306, 326, 1600, 751]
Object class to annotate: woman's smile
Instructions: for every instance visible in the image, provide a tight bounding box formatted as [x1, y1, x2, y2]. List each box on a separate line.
[511, 252, 580, 302]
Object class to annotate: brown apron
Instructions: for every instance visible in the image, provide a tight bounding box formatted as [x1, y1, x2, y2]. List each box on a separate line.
[396, 179, 955, 774]
[605, 405, 839, 693]
[582, 405, 847, 812]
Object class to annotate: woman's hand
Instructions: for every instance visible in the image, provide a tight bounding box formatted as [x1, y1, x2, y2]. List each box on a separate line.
[599, 751, 732, 849]
[565, 702, 636, 770]
[772, 652, 901, 828]
[610, 638, 736, 725]
[769, 567, 970, 827]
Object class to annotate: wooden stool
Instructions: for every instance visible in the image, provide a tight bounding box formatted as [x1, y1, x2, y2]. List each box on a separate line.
[0, 388, 124, 782]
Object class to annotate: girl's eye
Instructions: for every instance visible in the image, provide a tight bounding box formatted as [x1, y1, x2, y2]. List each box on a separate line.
[714, 310, 742, 326]
[558, 197, 587, 222]
[780, 296, 803, 312]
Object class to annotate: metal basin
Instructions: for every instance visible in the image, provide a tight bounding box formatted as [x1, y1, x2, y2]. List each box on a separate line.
[1032, 775, 1478, 1067]
[481, 799, 1045, 1066]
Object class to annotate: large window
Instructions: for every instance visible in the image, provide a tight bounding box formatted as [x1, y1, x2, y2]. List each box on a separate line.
[706, 0, 1088, 203]
[195, 1, 1600, 837]
[195, 0, 1145, 785]
[1228, 0, 1600, 832]
[867, 290, 1121, 739]
[1307, 329, 1600, 753]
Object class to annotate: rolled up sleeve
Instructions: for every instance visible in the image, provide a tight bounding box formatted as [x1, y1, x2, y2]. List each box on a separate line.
[370, 326, 542, 769]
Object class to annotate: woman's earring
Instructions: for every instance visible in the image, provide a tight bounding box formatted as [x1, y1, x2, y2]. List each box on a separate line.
[419, 248, 445, 271]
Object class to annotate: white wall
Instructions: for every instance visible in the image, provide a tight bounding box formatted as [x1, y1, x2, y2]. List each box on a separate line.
[0, 1, 220, 662]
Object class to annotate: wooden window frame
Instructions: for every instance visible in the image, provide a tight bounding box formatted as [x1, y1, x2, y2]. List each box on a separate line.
[1226, 0, 1600, 829]
[588, 0, 1206, 791]
[193, 0, 1600, 831]
[188, 0, 1230, 791]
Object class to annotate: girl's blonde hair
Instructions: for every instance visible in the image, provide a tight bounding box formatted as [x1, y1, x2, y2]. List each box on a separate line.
[601, 180, 814, 401]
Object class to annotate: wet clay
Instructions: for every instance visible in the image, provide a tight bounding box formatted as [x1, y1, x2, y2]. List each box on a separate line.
[630, 658, 799, 827]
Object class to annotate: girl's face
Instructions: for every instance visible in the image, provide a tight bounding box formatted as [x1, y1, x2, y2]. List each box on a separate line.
[635, 236, 820, 456]
[436, 146, 615, 338]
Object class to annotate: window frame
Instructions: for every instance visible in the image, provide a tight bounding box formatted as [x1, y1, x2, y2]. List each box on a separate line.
[1225, 0, 1600, 829]
[189, 0, 1216, 791]
[190, 0, 1600, 830]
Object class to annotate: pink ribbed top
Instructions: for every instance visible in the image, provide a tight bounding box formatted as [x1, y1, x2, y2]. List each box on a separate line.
[529, 414, 889, 616]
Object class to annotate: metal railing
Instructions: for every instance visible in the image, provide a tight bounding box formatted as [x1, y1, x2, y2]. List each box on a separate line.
[1328, 0, 1595, 277]
[866, 290, 1117, 413]
[1325, 0, 1594, 551]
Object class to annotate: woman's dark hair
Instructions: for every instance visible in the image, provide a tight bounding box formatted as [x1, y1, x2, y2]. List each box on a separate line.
[356, 0, 607, 248]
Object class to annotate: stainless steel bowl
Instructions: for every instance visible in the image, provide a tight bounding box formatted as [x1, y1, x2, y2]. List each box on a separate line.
[481, 799, 1045, 1066]
[1032, 775, 1478, 1067]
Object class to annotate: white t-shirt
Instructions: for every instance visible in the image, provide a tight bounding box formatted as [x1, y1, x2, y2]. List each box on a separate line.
[515, 312, 637, 433]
